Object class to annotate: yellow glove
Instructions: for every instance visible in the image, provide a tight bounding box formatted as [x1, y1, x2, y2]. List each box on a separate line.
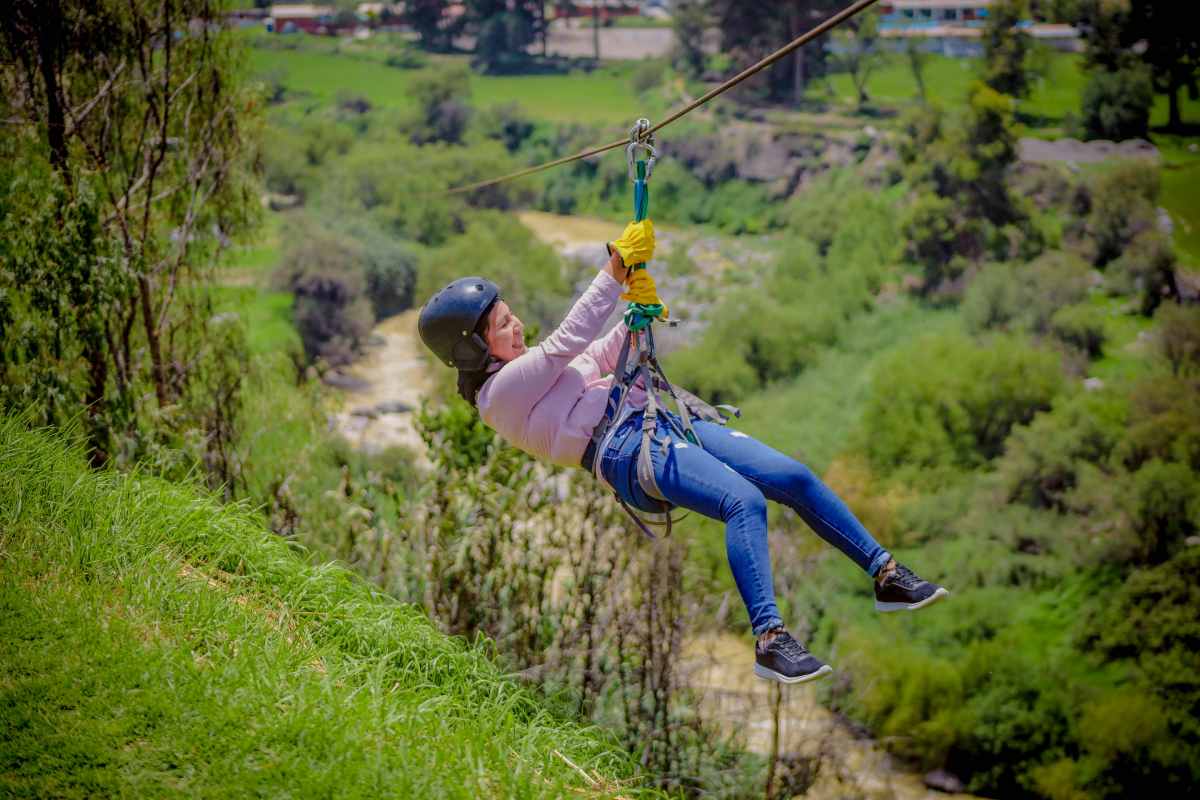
[620, 268, 669, 319]
[608, 219, 656, 266]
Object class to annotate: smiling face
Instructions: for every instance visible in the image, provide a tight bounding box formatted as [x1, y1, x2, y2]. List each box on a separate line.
[484, 300, 526, 362]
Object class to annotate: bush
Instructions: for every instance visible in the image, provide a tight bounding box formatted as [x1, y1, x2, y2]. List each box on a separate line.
[272, 226, 374, 366]
[1079, 65, 1153, 141]
[1074, 160, 1159, 268]
[857, 332, 1064, 484]
[630, 58, 665, 95]
[477, 102, 535, 152]
[1108, 230, 1178, 315]
[963, 252, 1092, 336]
[997, 388, 1129, 510]
[1050, 303, 1107, 358]
[407, 65, 472, 145]
[1155, 301, 1200, 376]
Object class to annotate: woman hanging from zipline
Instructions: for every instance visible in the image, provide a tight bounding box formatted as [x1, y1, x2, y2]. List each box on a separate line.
[417, 213, 950, 685]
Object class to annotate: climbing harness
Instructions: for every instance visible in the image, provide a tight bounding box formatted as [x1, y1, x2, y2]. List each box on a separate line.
[584, 120, 739, 540]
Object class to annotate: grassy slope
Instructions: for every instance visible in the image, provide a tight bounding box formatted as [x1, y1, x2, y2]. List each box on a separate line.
[0, 418, 649, 799]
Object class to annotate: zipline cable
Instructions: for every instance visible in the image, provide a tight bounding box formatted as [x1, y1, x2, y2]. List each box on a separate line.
[442, 0, 881, 196]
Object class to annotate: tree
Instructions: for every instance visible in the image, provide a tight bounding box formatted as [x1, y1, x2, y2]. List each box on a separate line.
[982, 0, 1032, 99]
[1074, 0, 1200, 131]
[0, 1, 257, 469]
[671, 0, 708, 80]
[707, 0, 839, 105]
[832, 9, 881, 108]
[906, 38, 930, 104]
[468, 0, 541, 73]
[1127, 1, 1200, 131]
[407, 0, 451, 51]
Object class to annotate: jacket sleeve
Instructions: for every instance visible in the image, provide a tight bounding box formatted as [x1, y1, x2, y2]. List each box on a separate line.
[582, 320, 630, 376]
[481, 271, 623, 415]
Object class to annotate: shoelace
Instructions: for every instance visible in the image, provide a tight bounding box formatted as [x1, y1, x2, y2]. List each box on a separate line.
[773, 633, 810, 661]
[890, 564, 923, 590]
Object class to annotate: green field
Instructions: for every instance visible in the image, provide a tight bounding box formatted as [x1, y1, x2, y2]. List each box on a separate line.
[822, 50, 1200, 132]
[249, 43, 652, 125]
[0, 418, 647, 799]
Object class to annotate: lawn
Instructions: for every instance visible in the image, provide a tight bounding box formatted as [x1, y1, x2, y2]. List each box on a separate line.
[249, 43, 651, 125]
[821, 50, 1200, 133]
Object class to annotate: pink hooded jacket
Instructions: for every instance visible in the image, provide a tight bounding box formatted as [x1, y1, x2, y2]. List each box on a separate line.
[476, 271, 643, 467]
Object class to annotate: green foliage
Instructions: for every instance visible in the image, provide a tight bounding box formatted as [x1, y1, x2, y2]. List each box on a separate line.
[1082, 548, 1200, 792]
[963, 252, 1092, 337]
[665, 174, 897, 402]
[900, 85, 1041, 291]
[1107, 230, 1178, 315]
[982, 0, 1032, 98]
[1080, 65, 1153, 140]
[476, 102, 535, 152]
[630, 58, 665, 96]
[998, 387, 1130, 511]
[406, 64, 473, 145]
[416, 212, 569, 335]
[1072, 159, 1160, 267]
[1051, 303, 1108, 358]
[1154, 302, 1200, 376]
[272, 225, 375, 366]
[670, 0, 708, 79]
[857, 331, 1064, 485]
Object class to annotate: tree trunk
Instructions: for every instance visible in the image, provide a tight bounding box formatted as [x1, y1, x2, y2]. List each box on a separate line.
[33, 3, 70, 180]
[138, 274, 168, 407]
[592, 3, 599, 62]
[1168, 81, 1182, 131]
[791, 6, 805, 106]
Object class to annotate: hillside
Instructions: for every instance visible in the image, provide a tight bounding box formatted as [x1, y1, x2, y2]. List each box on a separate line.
[0, 417, 647, 799]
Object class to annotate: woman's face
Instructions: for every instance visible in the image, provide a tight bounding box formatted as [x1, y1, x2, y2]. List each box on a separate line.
[484, 300, 526, 362]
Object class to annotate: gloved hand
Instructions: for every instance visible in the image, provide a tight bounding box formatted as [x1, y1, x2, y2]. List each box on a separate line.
[608, 219, 656, 267]
[620, 267, 669, 319]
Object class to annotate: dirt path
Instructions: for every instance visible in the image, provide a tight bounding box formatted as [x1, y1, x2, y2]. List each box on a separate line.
[327, 309, 432, 463]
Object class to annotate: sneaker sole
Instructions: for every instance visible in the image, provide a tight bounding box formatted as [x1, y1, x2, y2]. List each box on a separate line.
[875, 586, 950, 613]
[753, 663, 833, 685]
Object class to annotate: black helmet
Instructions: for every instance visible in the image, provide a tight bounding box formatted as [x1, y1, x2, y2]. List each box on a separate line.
[418, 277, 500, 371]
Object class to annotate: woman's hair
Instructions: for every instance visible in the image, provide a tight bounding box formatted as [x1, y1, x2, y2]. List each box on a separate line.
[456, 299, 497, 407]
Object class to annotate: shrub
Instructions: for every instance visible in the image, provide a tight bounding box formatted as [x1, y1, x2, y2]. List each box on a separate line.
[1108, 230, 1178, 315]
[407, 65, 472, 145]
[477, 102, 535, 153]
[1050, 303, 1107, 358]
[1155, 301, 1200, 376]
[963, 253, 1091, 336]
[630, 58, 665, 95]
[273, 226, 374, 366]
[857, 332, 1064, 484]
[1079, 65, 1153, 141]
[998, 388, 1129, 510]
[1074, 160, 1159, 267]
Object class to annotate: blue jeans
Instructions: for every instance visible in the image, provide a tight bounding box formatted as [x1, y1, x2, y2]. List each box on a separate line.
[599, 411, 892, 635]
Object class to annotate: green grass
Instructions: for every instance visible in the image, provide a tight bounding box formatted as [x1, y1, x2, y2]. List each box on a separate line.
[822, 51, 1200, 132]
[0, 417, 651, 799]
[249, 45, 650, 125]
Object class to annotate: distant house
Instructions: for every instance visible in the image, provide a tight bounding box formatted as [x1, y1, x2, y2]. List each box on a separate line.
[553, 1, 641, 22]
[877, 0, 1079, 56]
[266, 4, 351, 35]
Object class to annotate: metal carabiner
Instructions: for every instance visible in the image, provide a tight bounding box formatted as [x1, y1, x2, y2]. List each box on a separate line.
[626, 117, 658, 181]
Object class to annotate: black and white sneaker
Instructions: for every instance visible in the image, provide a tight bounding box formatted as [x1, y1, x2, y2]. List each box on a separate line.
[874, 563, 950, 612]
[754, 630, 833, 685]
